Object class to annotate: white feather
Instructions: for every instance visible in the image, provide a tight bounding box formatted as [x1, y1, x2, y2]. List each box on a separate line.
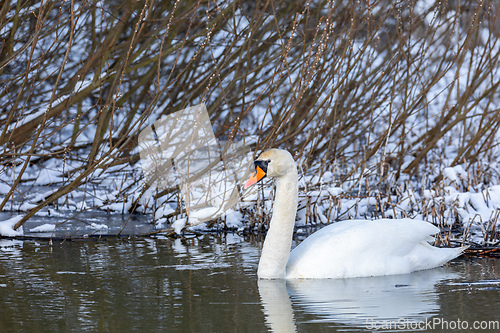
[250, 149, 467, 279]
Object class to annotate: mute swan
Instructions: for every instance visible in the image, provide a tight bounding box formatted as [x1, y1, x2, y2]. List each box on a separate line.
[244, 149, 467, 279]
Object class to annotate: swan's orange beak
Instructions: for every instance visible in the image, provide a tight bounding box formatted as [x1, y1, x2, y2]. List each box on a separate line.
[244, 166, 266, 189]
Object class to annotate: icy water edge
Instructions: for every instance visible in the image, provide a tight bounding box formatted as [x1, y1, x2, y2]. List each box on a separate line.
[1, 218, 500, 332]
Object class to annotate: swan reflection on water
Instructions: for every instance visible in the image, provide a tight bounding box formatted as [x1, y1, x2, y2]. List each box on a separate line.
[258, 266, 460, 332]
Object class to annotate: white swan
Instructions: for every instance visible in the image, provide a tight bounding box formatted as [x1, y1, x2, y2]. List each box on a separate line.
[244, 149, 467, 279]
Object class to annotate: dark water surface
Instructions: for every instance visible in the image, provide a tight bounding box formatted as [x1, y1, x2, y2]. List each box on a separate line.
[1, 233, 500, 332]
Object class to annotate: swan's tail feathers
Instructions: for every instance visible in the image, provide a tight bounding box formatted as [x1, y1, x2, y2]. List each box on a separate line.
[456, 245, 470, 257]
[415, 242, 468, 270]
[438, 244, 469, 263]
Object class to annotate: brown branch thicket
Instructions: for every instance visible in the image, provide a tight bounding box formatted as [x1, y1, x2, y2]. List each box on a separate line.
[1, 0, 500, 232]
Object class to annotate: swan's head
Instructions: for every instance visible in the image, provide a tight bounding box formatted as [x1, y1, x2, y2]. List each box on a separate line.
[244, 149, 296, 189]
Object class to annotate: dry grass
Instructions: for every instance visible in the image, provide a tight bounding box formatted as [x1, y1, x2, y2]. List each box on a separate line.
[1, 0, 500, 243]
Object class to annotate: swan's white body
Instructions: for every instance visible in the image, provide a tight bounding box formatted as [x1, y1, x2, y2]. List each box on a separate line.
[251, 149, 466, 279]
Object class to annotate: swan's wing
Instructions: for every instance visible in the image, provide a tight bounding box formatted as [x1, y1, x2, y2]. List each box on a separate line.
[286, 219, 462, 279]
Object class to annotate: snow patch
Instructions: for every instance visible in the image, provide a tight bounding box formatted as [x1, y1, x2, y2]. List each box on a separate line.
[0, 216, 24, 237]
[89, 223, 108, 230]
[171, 218, 186, 234]
[30, 224, 56, 233]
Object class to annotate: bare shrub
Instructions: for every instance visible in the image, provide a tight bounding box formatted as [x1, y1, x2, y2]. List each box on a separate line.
[1, 0, 500, 243]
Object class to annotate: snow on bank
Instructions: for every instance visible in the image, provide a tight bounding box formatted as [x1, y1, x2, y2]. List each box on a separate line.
[444, 186, 500, 242]
[30, 224, 56, 233]
[0, 216, 24, 237]
[1, 2, 500, 248]
[0, 183, 10, 194]
[89, 223, 108, 231]
[171, 219, 186, 234]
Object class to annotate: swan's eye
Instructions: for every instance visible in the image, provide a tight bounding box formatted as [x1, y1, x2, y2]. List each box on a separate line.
[267, 159, 271, 163]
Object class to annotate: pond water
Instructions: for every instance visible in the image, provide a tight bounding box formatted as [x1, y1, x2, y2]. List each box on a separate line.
[1, 231, 500, 332]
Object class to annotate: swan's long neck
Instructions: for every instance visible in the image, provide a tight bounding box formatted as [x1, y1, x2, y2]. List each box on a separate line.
[258, 166, 298, 279]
